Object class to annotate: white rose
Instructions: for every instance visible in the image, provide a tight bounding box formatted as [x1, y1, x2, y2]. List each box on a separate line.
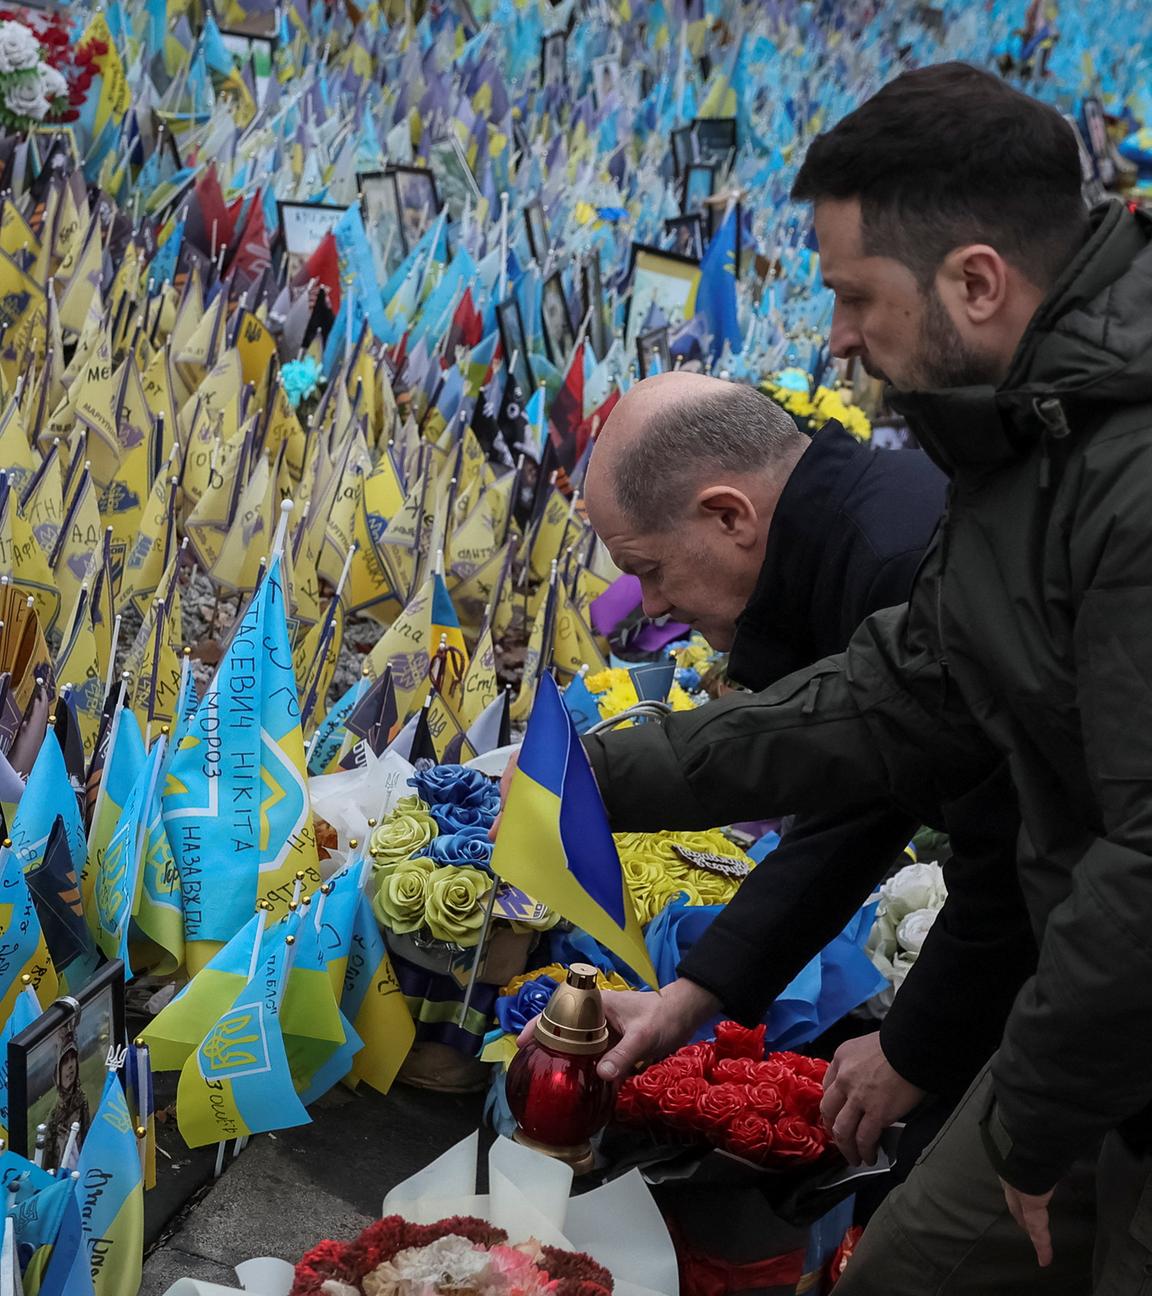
[0, 21, 42, 74]
[880, 861, 946, 921]
[5, 76, 48, 122]
[891, 949, 918, 990]
[38, 63, 66, 103]
[896, 906, 939, 956]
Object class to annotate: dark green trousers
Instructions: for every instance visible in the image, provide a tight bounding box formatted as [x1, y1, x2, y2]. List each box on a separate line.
[836, 1060, 1149, 1295]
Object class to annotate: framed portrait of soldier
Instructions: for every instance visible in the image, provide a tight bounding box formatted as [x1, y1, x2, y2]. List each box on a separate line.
[8, 960, 125, 1162]
[277, 200, 347, 282]
[681, 162, 716, 213]
[540, 32, 567, 92]
[389, 165, 441, 255]
[670, 125, 696, 178]
[540, 271, 575, 365]
[581, 255, 608, 360]
[524, 199, 550, 265]
[664, 213, 704, 261]
[693, 117, 736, 168]
[497, 296, 535, 397]
[636, 325, 672, 378]
[624, 243, 702, 357]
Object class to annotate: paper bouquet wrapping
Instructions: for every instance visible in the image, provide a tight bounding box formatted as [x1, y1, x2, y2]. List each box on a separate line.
[159, 1133, 679, 1296]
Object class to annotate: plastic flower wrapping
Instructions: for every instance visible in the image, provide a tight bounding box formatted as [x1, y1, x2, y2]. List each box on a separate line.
[614, 1022, 834, 1170]
[369, 767, 557, 948]
[863, 861, 947, 1017]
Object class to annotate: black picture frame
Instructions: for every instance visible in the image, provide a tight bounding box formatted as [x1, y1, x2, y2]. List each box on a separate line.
[581, 255, 608, 360]
[681, 162, 716, 213]
[8, 959, 126, 1161]
[670, 125, 696, 178]
[637, 325, 672, 378]
[623, 242, 704, 352]
[497, 296, 535, 396]
[389, 165, 441, 256]
[540, 32, 567, 91]
[277, 200, 348, 281]
[524, 199, 550, 265]
[218, 29, 276, 105]
[664, 213, 704, 261]
[693, 116, 737, 167]
[540, 270, 575, 365]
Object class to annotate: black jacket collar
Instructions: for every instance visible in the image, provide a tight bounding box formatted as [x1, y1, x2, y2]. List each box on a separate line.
[727, 421, 871, 690]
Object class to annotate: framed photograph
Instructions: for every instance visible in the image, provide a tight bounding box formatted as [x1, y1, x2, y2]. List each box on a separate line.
[390, 165, 440, 255]
[8, 960, 125, 1161]
[219, 30, 276, 105]
[681, 161, 716, 213]
[693, 117, 737, 167]
[358, 169, 403, 280]
[497, 296, 535, 396]
[277, 200, 347, 282]
[524, 199, 550, 265]
[664, 213, 704, 261]
[540, 32, 567, 91]
[624, 244, 703, 355]
[581, 255, 608, 360]
[670, 125, 696, 178]
[637, 325, 672, 378]
[429, 136, 481, 223]
[540, 271, 575, 365]
[1080, 97, 1115, 187]
[592, 57, 620, 109]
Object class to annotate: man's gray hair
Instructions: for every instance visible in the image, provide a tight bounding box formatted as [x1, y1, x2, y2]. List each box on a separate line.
[613, 384, 805, 531]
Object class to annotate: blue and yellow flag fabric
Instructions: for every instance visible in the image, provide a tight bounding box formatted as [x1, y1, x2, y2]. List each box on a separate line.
[131, 777, 184, 976]
[176, 918, 311, 1147]
[95, 738, 164, 968]
[0, 842, 59, 1018]
[9, 728, 85, 880]
[28, 1182, 95, 1296]
[697, 205, 742, 361]
[84, 708, 146, 921]
[491, 673, 657, 986]
[27, 816, 99, 993]
[74, 1071, 143, 1296]
[312, 865, 414, 1094]
[0, 988, 41, 1143]
[163, 556, 321, 974]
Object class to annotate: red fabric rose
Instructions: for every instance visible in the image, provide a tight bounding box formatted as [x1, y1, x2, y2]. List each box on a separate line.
[613, 1084, 646, 1126]
[626, 1066, 667, 1115]
[676, 1041, 716, 1069]
[713, 1021, 767, 1062]
[789, 1076, 824, 1124]
[723, 1112, 775, 1163]
[772, 1115, 829, 1164]
[746, 1081, 786, 1120]
[656, 1076, 710, 1127]
[658, 1052, 707, 1080]
[710, 1057, 761, 1085]
[694, 1082, 747, 1133]
[775, 1051, 829, 1082]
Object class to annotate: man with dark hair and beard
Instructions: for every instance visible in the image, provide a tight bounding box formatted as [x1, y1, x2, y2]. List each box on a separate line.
[509, 62, 1152, 1292]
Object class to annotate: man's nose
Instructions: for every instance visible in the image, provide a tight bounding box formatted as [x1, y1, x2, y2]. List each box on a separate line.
[640, 588, 673, 620]
[829, 307, 861, 360]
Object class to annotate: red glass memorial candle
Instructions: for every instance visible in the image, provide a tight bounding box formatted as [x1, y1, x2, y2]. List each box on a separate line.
[505, 963, 616, 1175]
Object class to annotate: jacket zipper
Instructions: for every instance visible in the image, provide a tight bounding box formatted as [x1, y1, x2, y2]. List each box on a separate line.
[936, 486, 954, 707]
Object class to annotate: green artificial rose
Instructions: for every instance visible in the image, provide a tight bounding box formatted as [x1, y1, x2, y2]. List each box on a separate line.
[370, 797, 438, 868]
[373, 856, 435, 933]
[424, 866, 492, 946]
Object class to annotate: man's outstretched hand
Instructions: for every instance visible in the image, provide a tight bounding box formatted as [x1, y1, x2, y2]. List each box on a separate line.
[518, 978, 722, 1080]
[820, 1032, 925, 1166]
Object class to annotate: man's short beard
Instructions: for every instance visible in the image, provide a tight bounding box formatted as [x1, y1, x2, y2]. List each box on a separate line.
[911, 289, 1003, 390]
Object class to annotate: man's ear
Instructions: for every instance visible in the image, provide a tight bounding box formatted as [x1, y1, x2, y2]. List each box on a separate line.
[695, 486, 759, 543]
[939, 244, 1008, 325]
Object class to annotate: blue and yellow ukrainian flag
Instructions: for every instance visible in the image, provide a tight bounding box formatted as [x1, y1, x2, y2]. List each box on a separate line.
[31, 1186, 95, 1296]
[312, 865, 414, 1094]
[491, 673, 657, 987]
[74, 1071, 143, 1296]
[14, 1173, 93, 1296]
[0, 843, 59, 1018]
[176, 922, 311, 1147]
[9, 727, 86, 879]
[84, 708, 146, 922]
[0, 990, 42, 1143]
[131, 775, 184, 976]
[95, 739, 164, 968]
[163, 555, 321, 973]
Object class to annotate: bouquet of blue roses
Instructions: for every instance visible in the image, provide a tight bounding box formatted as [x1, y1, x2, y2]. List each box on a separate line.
[368, 765, 557, 957]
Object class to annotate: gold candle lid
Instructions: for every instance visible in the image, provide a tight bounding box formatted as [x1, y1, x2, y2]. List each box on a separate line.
[536, 963, 609, 1056]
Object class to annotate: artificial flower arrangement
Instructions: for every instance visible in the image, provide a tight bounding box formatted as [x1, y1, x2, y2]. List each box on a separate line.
[583, 667, 697, 722]
[862, 860, 946, 1018]
[761, 377, 873, 443]
[291, 1216, 614, 1296]
[0, 9, 107, 129]
[369, 764, 556, 962]
[613, 1021, 835, 1171]
[493, 963, 630, 1038]
[614, 828, 754, 925]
